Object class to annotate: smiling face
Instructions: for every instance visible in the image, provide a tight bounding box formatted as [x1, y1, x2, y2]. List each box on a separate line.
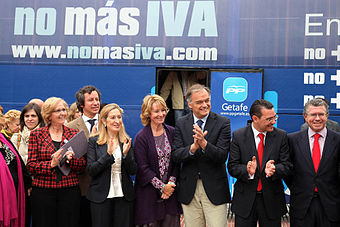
[24, 109, 39, 130]
[82, 91, 100, 118]
[304, 105, 328, 132]
[50, 101, 68, 126]
[252, 107, 277, 132]
[149, 102, 167, 127]
[104, 108, 122, 135]
[188, 89, 211, 119]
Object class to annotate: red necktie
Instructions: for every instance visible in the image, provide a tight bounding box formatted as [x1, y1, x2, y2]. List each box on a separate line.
[257, 133, 264, 191]
[312, 133, 321, 191]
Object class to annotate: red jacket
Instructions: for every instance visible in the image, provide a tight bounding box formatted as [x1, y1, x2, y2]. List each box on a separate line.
[27, 125, 86, 188]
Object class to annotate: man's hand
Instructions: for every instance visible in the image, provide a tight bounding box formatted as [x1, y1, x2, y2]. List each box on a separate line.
[265, 160, 275, 177]
[247, 156, 257, 175]
[192, 124, 208, 150]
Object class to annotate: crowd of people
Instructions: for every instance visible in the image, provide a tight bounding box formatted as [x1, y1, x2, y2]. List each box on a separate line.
[0, 84, 340, 227]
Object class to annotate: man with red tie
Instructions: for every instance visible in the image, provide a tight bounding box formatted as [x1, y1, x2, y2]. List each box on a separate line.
[286, 98, 340, 227]
[228, 99, 292, 227]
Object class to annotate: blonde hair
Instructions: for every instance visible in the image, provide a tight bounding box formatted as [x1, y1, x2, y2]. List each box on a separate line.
[0, 115, 5, 130]
[67, 102, 80, 122]
[95, 103, 130, 145]
[4, 109, 21, 127]
[42, 97, 69, 125]
[140, 95, 168, 126]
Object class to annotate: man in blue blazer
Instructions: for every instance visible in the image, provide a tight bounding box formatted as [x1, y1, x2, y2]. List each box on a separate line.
[172, 84, 231, 227]
[286, 98, 340, 226]
[228, 99, 292, 227]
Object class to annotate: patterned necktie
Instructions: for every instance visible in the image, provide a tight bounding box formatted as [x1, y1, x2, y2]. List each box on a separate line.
[88, 119, 96, 132]
[196, 119, 204, 129]
[257, 133, 264, 191]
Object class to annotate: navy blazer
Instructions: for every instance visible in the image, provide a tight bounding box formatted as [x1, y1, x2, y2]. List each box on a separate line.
[86, 136, 137, 203]
[172, 111, 231, 205]
[228, 125, 292, 219]
[287, 128, 340, 222]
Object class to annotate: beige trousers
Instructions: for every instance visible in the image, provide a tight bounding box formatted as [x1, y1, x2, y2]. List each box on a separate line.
[181, 179, 227, 227]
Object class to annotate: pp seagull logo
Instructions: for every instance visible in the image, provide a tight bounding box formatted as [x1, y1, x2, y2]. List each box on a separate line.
[223, 77, 248, 102]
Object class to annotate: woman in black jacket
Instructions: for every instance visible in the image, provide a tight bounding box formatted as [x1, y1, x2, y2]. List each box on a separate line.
[87, 103, 137, 227]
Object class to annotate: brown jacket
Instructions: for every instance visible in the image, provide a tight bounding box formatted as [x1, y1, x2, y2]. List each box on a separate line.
[67, 117, 91, 196]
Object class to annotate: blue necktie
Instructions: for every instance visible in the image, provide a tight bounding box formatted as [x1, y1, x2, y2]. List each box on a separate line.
[196, 119, 204, 129]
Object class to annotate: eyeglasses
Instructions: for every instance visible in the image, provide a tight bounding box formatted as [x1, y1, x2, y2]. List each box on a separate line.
[265, 115, 278, 122]
[307, 113, 327, 118]
[53, 108, 67, 113]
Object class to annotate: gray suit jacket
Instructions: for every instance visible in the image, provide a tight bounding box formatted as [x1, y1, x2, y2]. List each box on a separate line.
[172, 111, 231, 205]
[67, 117, 91, 196]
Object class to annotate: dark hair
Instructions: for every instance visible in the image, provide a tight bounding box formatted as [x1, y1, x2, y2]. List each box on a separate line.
[100, 103, 108, 113]
[185, 84, 211, 103]
[249, 99, 274, 118]
[20, 103, 45, 130]
[75, 85, 102, 113]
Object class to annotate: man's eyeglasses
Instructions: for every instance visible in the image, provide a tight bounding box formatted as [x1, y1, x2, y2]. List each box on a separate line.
[307, 113, 327, 118]
[265, 115, 278, 122]
[53, 108, 67, 113]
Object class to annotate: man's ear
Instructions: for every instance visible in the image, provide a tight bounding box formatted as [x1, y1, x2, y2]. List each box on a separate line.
[252, 115, 259, 123]
[187, 101, 192, 109]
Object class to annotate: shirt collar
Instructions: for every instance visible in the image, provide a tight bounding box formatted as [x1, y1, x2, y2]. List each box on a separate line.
[251, 123, 267, 137]
[308, 126, 327, 139]
[82, 113, 99, 122]
[193, 113, 209, 124]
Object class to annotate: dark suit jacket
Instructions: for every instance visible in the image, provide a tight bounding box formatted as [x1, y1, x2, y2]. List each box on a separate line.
[228, 125, 292, 219]
[134, 124, 180, 225]
[67, 117, 91, 196]
[86, 136, 137, 203]
[286, 128, 340, 222]
[172, 112, 231, 205]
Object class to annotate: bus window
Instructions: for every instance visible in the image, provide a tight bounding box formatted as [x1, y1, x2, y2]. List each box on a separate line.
[156, 68, 208, 126]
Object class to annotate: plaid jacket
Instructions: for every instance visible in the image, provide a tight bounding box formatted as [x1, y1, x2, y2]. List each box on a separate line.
[27, 125, 86, 188]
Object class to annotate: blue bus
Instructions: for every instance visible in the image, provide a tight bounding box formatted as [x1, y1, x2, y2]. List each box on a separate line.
[1, 0, 339, 138]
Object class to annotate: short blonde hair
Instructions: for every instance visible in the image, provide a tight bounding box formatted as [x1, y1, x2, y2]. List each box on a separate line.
[140, 95, 168, 126]
[4, 109, 21, 127]
[42, 97, 68, 125]
[67, 102, 79, 122]
[95, 103, 130, 145]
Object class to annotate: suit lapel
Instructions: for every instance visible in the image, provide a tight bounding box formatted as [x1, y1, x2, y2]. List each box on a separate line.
[261, 130, 276, 172]
[204, 113, 216, 141]
[297, 131, 315, 172]
[246, 126, 259, 169]
[78, 118, 90, 138]
[318, 131, 335, 173]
